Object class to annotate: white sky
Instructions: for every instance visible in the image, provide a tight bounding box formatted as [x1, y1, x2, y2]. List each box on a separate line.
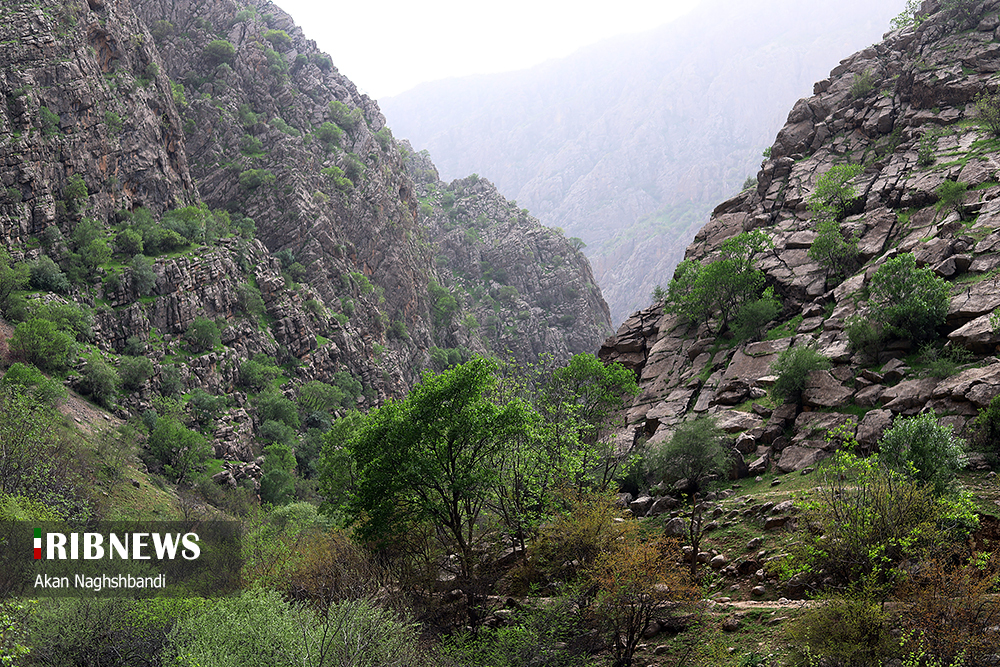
[275, 0, 704, 99]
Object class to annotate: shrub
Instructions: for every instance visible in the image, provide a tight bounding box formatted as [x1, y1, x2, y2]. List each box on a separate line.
[328, 100, 362, 130]
[79, 358, 117, 407]
[846, 314, 884, 362]
[129, 254, 157, 296]
[0, 362, 66, 407]
[189, 388, 227, 425]
[118, 355, 154, 392]
[315, 121, 342, 150]
[29, 255, 70, 293]
[645, 415, 730, 494]
[185, 316, 220, 352]
[262, 29, 291, 50]
[39, 106, 60, 135]
[850, 69, 876, 99]
[810, 163, 863, 221]
[147, 416, 211, 483]
[255, 392, 300, 430]
[239, 354, 281, 392]
[115, 228, 143, 256]
[788, 589, 896, 667]
[935, 180, 968, 220]
[974, 91, 1000, 137]
[770, 344, 830, 405]
[159, 364, 183, 396]
[732, 286, 781, 342]
[9, 318, 74, 371]
[867, 253, 949, 342]
[809, 217, 860, 281]
[204, 39, 235, 65]
[235, 282, 265, 320]
[238, 169, 275, 190]
[63, 174, 88, 216]
[31, 301, 94, 341]
[878, 412, 966, 495]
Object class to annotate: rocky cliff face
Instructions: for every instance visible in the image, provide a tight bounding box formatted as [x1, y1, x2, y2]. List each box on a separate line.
[0, 0, 610, 467]
[381, 0, 905, 324]
[602, 0, 1000, 477]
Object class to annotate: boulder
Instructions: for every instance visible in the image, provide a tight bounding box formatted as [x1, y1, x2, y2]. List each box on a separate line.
[857, 409, 893, 449]
[803, 370, 854, 408]
[776, 445, 828, 473]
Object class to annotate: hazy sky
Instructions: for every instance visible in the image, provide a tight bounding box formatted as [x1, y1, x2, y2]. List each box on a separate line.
[275, 0, 704, 100]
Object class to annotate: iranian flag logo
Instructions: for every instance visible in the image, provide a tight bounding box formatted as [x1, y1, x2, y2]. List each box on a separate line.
[34, 527, 41, 559]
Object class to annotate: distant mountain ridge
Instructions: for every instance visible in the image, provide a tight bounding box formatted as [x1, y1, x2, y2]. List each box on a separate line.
[382, 0, 907, 324]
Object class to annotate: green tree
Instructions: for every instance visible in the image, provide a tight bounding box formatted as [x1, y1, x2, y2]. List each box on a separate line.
[130, 254, 157, 296]
[878, 412, 966, 495]
[260, 442, 296, 506]
[147, 417, 211, 483]
[326, 357, 536, 584]
[974, 91, 1000, 137]
[9, 318, 75, 371]
[936, 180, 968, 220]
[118, 355, 155, 391]
[808, 217, 860, 281]
[809, 163, 863, 221]
[185, 316, 221, 352]
[80, 356, 119, 407]
[646, 415, 730, 495]
[771, 344, 831, 405]
[203, 39, 235, 65]
[28, 255, 70, 293]
[868, 253, 949, 342]
[665, 230, 772, 333]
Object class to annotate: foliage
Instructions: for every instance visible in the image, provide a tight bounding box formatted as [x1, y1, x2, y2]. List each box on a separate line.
[845, 314, 884, 362]
[770, 344, 830, 405]
[731, 285, 781, 342]
[29, 255, 70, 293]
[9, 318, 75, 371]
[80, 356, 119, 407]
[147, 416, 211, 483]
[328, 100, 362, 131]
[63, 174, 88, 216]
[184, 316, 220, 352]
[327, 357, 536, 582]
[789, 450, 973, 594]
[30, 300, 94, 342]
[255, 392, 300, 430]
[0, 362, 66, 407]
[665, 229, 772, 333]
[849, 69, 876, 99]
[971, 394, 1000, 454]
[808, 217, 860, 281]
[646, 415, 730, 494]
[890, 0, 925, 30]
[974, 90, 1000, 137]
[315, 121, 342, 150]
[164, 588, 427, 667]
[809, 163, 863, 221]
[788, 586, 896, 667]
[263, 28, 291, 50]
[429, 281, 459, 330]
[129, 254, 157, 296]
[878, 413, 966, 495]
[204, 39, 235, 65]
[260, 442, 296, 505]
[591, 531, 695, 667]
[39, 106, 60, 135]
[239, 353, 282, 393]
[935, 180, 968, 220]
[188, 388, 228, 426]
[867, 253, 949, 342]
[238, 169, 275, 190]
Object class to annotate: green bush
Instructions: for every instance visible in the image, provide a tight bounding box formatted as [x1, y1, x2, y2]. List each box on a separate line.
[239, 354, 281, 392]
[238, 169, 276, 191]
[315, 121, 342, 150]
[235, 282, 266, 320]
[147, 416, 211, 483]
[849, 69, 876, 99]
[31, 301, 94, 341]
[129, 254, 157, 296]
[645, 415, 730, 494]
[846, 314, 884, 362]
[29, 255, 70, 293]
[329, 100, 362, 130]
[9, 318, 75, 371]
[770, 344, 831, 405]
[935, 180, 968, 219]
[0, 362, 66, 407]
[80, 357, 119, 407]
[39, 106, 60, 135]
[118, 355, 155, 391]
[809, 163, 863, 221]
[63, 174, 88, 215]
[163, 589, 427, 667]
[263, 29, 291, 50]
[185, 316, 220, 352]
[974, 91, 1000, 136]
[188, 388, 228, 425]
[877, 412, 966, 495]
[204, 39, 235, 65]
[255, 392, 300, 430]
[808, 217, 860, 281]
[867, 253, 949, 342]
[732, 286, 781, 342]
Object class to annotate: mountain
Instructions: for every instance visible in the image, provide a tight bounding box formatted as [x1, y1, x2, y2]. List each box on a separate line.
[0, 0, 610, 473]
[381, 0, 908, 324]
[600, 0, 1000, 477]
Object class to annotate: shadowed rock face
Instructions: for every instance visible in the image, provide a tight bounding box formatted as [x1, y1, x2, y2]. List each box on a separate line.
[603, 2, 1000, 472]
[1, 0, 611, 413]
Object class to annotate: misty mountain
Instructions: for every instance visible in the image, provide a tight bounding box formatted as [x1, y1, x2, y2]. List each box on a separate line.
[381, 0, 907, 324]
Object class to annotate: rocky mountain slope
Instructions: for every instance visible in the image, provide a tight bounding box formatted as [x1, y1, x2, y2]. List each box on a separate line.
[601, 0, 1000, 478]
[382, 0, 907, 324]
[0, 0, 610, 474]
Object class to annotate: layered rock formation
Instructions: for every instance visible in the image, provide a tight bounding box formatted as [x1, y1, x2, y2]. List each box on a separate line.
[602, 0, 1000, 475]
[0, 0, 610, 466]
